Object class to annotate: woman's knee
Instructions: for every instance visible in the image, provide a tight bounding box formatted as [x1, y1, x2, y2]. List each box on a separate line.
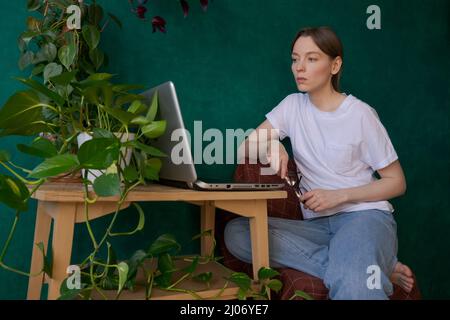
[224, 217, 250, 252]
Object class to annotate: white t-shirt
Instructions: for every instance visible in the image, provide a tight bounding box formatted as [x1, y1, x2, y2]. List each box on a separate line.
[266, 93, 398, 219]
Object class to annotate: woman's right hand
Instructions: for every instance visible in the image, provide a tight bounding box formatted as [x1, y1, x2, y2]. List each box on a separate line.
[267, 141, 289, 179]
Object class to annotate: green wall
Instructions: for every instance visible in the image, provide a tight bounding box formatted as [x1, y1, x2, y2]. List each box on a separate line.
[0, 0, 449, 299]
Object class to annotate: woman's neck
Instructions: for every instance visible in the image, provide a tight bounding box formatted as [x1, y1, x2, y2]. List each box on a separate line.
[308, 84, 346, 112]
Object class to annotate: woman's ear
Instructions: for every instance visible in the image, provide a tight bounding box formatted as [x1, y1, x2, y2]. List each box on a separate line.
[331, 56, 343, 75]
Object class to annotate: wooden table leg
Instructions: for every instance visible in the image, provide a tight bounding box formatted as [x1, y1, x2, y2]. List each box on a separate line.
[248, 200, 269, 279]
[200, 201, 215, 257]
[27, 202, 52, 300]
[47, 202, 77, 300]
[214, 199, 270, 280]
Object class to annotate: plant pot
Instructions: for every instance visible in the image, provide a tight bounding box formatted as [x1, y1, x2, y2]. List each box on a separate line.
[76, 132, 135, 184]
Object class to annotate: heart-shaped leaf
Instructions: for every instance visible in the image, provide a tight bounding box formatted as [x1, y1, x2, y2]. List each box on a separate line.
[58, 45, 77, 70]
[93, 173, 120, 197]
[143, 158, 162, 181]
[258, 267, 280, 280]
[0, 90, 44, 130]
[16, 77, 65, 106]
[148, 234, 181, 257]
[117, 262, 129, 293]
[141, 121, 167, 139]
[0, 174, 30, 211]
[77, 138, 119, 169]
[82, 25, 100, 50]
[146, 91, 158, 122]
[17, 137, 58, 158]
[28, 154, 80, 179]
[43, 63, 63, 83]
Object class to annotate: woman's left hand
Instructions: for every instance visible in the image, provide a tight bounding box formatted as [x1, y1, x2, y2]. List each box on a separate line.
[300, 189, 348, 212]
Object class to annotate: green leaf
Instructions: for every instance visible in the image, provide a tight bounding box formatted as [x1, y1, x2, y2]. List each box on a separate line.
[237, 287, 248, 300]
[18, 30, 39, 48]
[16, 77, 65, 107]
[182, 256, 199, 274]
[266, 279, 283, 293]
[35, 43, 57, 63]
[143, 158, 162, 181]
[192, 272, 212, 283]
[88, 4, 104, 26]
[117, 262, 129, 294]
[227, 272, 252, 292]
[100, 106, 135, 126]
[77, 138, 119, 169]
[123, 165, 138, 183]
[115, 94, 144, 108]
[36, 242, 52, 277]
[79, 58, 95, 75]
[89, 48, 105, 70]
[112, 84, 145, 93]
[0, 90, 44, 129]
[50, 71, 77, 86]
[146, 91, 158, 122]
[108, 13, 122, 29]
[43, 63, 63, 83]
[127, 249, 147, 278]
[58, 44, 77, 70]
[31, 64, 45, 76]
[93, 173, 120, 197]
[124, 141, 167, 157]
[128, 100, 146, 114]
[27, 0, 41, 11]
[0, 122, 49, 137]
[130, 116, 150, 126]
[18, 51, 34, 70]
[0, 174, 30, 211]
[258, 267, 280, 280]
[87, 73, 113, 81]
[0, 150, 11, 162]
[28, 154, 80, 179]
[158, 253, 176, 275]
[132, 203, 145, 231]
[148, 234, 181, 257]
[292, 290, 314, 300]
[92, 128, 114, 139]
[82, 25, 100, 50]
[141, 121, 167, 139]
[17, 137, 58, 158]
[58, 279, 83, 300]
[101, 85, 113, 108]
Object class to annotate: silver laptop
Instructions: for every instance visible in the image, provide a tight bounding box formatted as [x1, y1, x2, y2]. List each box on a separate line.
[140, 81, 284, 191]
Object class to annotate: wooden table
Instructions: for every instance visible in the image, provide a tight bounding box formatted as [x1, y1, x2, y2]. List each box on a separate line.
[26, 183, 286, 300]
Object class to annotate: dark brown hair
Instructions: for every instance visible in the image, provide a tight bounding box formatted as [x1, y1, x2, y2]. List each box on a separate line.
[291, 27, 344, 92]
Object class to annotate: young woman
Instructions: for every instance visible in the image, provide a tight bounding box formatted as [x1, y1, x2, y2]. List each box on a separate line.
[226, 26, 414, 299]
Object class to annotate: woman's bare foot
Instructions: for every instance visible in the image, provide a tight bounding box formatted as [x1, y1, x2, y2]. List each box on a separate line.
[390, 262, 414, 293]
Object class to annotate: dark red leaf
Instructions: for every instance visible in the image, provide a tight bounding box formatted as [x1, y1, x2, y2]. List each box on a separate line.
[180, 0, 189, 18]
[200, 0, 209, 11]
[136, 5, 147, 19]
[152, 16, 166, 33]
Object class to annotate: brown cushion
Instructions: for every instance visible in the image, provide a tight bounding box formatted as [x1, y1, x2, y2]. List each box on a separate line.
[215, 159, 421, 299]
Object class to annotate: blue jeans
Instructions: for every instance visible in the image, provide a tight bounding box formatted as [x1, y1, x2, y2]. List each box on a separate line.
[224, 209, 398, 300]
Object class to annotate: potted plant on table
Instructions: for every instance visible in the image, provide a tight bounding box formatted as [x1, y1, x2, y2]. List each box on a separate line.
[0, 0, 287, 300]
